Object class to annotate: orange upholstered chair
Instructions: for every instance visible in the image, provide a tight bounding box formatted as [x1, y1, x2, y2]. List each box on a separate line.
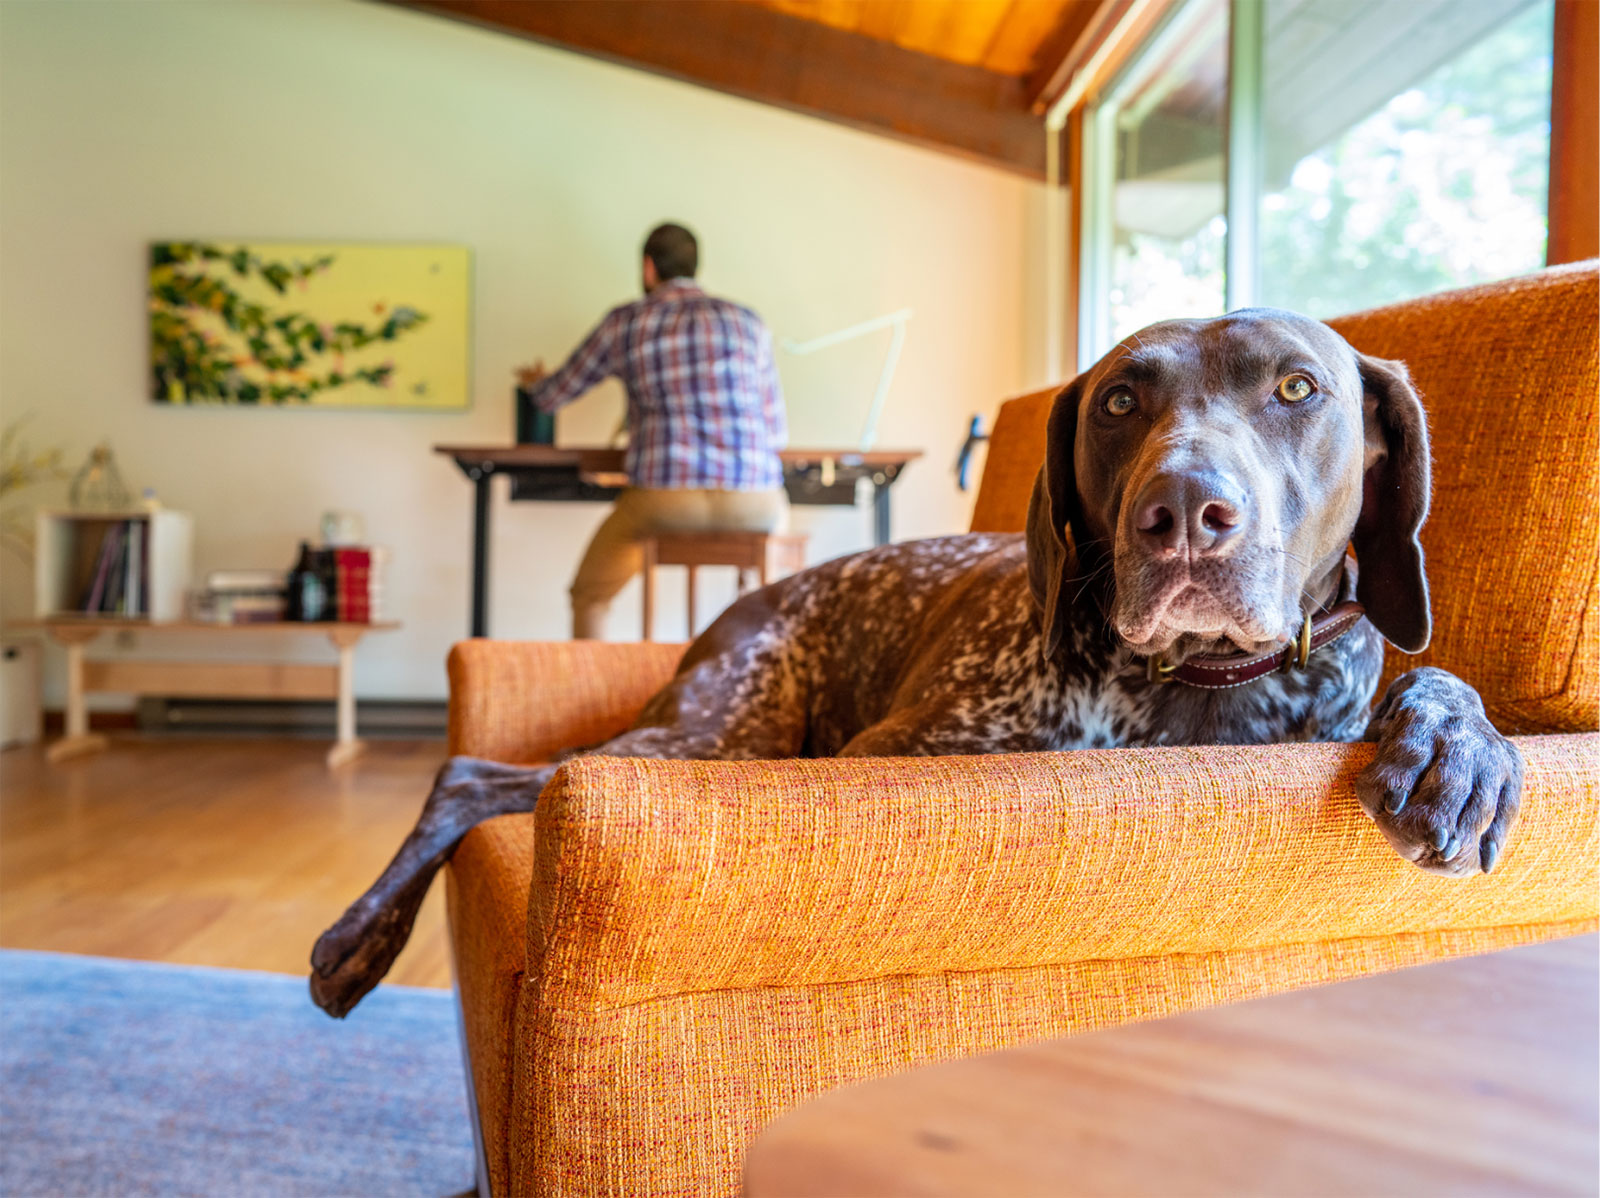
[445, 263, 1598, 1196]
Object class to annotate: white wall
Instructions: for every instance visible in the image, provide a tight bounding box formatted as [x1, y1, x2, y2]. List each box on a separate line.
[0, 0, 1048, 703]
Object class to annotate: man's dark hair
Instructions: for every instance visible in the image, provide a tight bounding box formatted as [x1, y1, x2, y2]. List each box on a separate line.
[643, 223, 698, 280]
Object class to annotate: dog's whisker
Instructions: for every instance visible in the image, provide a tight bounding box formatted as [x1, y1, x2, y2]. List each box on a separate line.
[1068, 557, 1115, 607]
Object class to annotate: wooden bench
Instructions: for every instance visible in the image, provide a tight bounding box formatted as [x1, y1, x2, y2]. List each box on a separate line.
[18, 618, 398, 768]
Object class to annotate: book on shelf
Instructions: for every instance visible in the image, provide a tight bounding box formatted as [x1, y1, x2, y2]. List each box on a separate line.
[75, 520, 148, 617]
[206, 569, 286, 593]
[107, 531, 127, 614]
[225, 595, 289, 624]
[80, 524, 118, 612]
[125, 521, 143, 618]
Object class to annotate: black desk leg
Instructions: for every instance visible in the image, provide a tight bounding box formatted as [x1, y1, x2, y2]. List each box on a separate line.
[873, 480, 891, 546]
[469, 466, 493, 638]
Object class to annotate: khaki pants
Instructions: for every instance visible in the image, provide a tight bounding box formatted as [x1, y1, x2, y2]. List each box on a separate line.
[570, 487, 789, 639]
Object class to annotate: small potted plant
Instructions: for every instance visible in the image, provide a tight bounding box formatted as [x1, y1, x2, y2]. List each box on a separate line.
[1, 417, 66, 747]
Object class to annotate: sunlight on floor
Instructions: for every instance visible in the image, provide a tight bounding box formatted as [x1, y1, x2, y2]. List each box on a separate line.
[0, 737, 454, 987]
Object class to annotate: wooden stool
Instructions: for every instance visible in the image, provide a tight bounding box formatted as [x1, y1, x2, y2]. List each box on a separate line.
[641, 531, 808, 641]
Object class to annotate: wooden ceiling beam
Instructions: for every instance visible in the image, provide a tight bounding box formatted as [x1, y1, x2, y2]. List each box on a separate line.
[386, 0, 1047, 178]
[1024, 0, 1126, 115]
[1024, 0, 1183, 120]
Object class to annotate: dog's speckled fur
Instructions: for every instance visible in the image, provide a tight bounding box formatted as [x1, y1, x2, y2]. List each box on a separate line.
[310, 312, 1521, 1018]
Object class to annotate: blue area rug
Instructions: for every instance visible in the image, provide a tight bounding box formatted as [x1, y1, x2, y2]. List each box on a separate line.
[1, 950, 475, 1197]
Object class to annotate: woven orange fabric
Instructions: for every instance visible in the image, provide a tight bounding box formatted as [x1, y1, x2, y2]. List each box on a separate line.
[447, 640, 684, 763]
[1328, 262, 1599, 733]
[967, 385, 1054, 534]
[446, 814, 535, 1198]
[513, 920, 1591, 1196]
[527, 738, 1597, 1011]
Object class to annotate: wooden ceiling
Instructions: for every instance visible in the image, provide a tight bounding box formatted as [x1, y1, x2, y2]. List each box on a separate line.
[751, 0, 1094, 76]
[386, 0, 1116, 177]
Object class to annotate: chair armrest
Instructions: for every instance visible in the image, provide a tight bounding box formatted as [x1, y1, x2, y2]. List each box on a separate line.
[530, 735, 1599, 1009]
[447, 640, 685, 763]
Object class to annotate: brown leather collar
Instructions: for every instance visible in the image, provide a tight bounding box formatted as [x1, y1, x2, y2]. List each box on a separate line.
[1143, 563, 1365, 690]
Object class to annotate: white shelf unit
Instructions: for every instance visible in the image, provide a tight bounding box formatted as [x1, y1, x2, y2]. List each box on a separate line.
[34, 509, 194, 623]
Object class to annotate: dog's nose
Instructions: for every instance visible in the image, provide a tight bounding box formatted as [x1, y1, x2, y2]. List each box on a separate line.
[1133, 471, 1248, 557]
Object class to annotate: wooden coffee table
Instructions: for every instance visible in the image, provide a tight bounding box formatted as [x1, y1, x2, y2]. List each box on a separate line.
[745, 934, 1599, 1196]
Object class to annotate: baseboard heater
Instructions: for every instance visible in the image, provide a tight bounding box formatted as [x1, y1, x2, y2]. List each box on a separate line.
[136, 697, 447, 738]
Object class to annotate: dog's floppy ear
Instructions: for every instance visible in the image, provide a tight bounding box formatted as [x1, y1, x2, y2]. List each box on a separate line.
[1027, 375, 1087, 660]
[1351, 352, 1432, 653]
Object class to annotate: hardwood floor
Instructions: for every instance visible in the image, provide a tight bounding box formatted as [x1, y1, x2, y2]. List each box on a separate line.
[0, 736, 454, 988]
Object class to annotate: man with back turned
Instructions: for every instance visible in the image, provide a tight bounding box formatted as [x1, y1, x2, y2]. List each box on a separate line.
[518, 222, 789, 639]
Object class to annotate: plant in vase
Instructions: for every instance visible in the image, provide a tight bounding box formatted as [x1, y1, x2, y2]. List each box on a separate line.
[0, 417, 66, 564]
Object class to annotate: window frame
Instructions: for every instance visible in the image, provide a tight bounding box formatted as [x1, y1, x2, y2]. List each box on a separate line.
[1057, 0, 1581, 373]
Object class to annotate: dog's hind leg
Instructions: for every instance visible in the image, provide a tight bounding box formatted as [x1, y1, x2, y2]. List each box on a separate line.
[309, 756, 554, 1017]
[308, 730, 747, 1018]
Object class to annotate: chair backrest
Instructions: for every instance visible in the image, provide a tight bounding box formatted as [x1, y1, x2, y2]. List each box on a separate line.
[967, 263, 1599, 734]
[968, 385, 1055, 536]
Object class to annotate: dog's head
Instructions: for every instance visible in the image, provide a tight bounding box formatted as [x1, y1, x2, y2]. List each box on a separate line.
[1027, 309, 1431, 664]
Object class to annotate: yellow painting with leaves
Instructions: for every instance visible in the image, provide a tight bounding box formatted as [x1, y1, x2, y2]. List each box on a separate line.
[149, 242, 470, 408]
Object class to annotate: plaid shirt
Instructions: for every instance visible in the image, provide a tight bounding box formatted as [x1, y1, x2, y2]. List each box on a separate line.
[527, 279, 787, 490]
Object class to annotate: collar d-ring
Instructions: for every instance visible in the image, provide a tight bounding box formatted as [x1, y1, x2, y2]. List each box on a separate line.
[1281, 611, 1314, 673]
[1147, 653, 1177, 684]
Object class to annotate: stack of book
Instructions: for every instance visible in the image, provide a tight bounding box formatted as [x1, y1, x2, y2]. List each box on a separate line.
[76, 520, 147, 616]
[195, 570, 288, 625]
[332, 546, 390, 623]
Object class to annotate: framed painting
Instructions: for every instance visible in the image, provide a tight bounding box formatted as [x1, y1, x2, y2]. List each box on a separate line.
[149, 241, 471, 408]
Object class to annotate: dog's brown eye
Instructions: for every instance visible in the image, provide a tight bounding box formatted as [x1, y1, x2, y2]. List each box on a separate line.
[1104, 389, 1136, 417]
[1276, 374, 1315, 403]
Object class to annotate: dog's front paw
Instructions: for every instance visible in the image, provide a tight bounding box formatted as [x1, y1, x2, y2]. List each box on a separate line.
[1357, 668, 1522, 876]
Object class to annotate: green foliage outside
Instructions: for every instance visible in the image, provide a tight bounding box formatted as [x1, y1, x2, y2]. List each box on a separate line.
[1259, 2, 1553, 316]
[149, 242, 430, 404]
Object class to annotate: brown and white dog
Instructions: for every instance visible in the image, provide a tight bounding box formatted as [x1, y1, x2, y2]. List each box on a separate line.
[310, 309, 1522, 1018]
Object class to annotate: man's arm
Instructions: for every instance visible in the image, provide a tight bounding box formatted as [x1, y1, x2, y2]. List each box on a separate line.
[525, 310, 622, 412]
